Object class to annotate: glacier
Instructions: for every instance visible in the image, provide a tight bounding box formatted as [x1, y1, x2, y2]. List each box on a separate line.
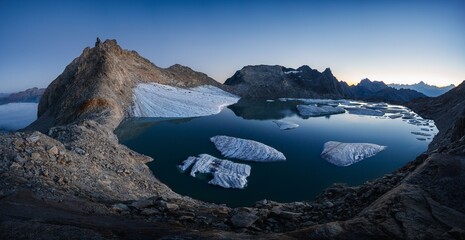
[210, 135, 286, 162]
[272, 120, 299, 130]
[296, 104, 345, 117]
[178, 154, 251, 189]
[131, 83, 239, 118]
[321, 141, 387, 167]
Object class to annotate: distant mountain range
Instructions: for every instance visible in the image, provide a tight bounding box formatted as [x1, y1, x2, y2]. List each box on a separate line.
[0, 87, 45, 105]
[388, 81, 455, 97]
[224, 65, 427, 103]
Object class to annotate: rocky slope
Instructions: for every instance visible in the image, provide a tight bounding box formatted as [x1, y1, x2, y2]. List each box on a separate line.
[1, 39, 464, 239]
[0, 87, 45, 105]
[225, 65, 427, 103]
[389, 81, 455, 97]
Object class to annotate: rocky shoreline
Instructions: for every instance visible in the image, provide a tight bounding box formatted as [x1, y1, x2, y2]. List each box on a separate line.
[1, 40, 464, 239]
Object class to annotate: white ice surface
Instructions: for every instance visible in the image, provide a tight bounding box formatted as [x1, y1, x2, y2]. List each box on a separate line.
[345, 107, 384, 117]
[131, 83, 239, 118]
[321, 141, 387, 167]
[210, 135, 286, 162]
[296, 104, 345, 117]
[272, 120, 299, 130]
[178, 154, 251, 189]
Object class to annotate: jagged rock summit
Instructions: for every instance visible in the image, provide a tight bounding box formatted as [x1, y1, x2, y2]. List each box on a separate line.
[30, 39, 221, 132]
[389, 81, 456, 97]
[224, 65, 426, 103]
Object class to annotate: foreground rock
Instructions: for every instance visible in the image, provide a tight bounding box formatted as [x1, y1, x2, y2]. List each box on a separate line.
[321, 141, 387, 166]
[178, 154, 251, 189]
[210, 135, 286, 162]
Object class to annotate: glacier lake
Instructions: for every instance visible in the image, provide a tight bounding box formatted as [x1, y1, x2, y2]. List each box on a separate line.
[116, 99, 437, 207]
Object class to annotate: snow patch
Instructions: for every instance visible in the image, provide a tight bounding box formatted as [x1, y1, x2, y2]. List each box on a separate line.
[131, 83, 239, 118]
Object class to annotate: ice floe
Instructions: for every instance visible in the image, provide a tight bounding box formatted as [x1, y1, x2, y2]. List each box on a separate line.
[272, 120, 299, 130]
[210, 135, 286, 161]
[411, 131, 432, 137]
[131, 83, 239, 118]
[178, 154, 251, 189]
[297, 104, 345, 117]
[345, 107, 384, 117]
[321, 141, 387, 167]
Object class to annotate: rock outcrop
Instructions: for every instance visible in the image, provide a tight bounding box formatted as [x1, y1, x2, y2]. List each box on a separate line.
[224, 66, 427, 104]
[1, 39, 463, 239]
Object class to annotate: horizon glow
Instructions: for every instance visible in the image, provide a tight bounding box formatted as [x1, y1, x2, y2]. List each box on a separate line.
[0, 0, 464, 92]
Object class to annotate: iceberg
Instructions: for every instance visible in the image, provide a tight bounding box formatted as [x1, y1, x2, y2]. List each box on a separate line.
[296, 104, 345, 117]
[131, 83, 239, 118]
[210, 135, 286, 162]
[272, 120, 299, 130]
[345, 107, 384, 117]
[388, 114, 403, 119]
[321, 141, 387, 167]
[178, 154, 251, 189]
[411, 131, 432, 137]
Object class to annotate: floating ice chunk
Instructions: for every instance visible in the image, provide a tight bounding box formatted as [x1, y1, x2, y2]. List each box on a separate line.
[388, 114, 403, 119]
[402, 113, 416, 119]
[272, 120, 299, 130]
[321, 141, 387, 167]
[178, 154, 251, 189]
[131, 83, 239, 118]
[266, 99, 275, 102]
[297, 105, 345, 117]
[345, 107, 384, 117]
[411, 131, 432, 137]
[365, 103, 388, 110]
[210, 135, 286, 162]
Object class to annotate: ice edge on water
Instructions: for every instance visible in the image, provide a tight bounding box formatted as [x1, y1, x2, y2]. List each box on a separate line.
[131, 83, 240, 118]
[210, 135, 286, 162]
[321, 141, 387, 167]
[178, 154, 251, 189]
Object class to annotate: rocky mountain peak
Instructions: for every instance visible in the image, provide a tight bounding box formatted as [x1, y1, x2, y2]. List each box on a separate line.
[29, 39, 221, 132]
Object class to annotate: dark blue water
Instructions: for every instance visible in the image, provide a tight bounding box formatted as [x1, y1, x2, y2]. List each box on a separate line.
[116, 100, 436, 207]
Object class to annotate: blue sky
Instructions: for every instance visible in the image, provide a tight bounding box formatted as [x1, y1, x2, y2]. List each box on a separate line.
[0, 0, 464, 92]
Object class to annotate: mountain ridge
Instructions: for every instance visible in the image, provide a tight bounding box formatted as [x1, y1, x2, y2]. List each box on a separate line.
[389, 81, 455, 97]
[0, 87, 45, 105]
[224, 65, 427, 103]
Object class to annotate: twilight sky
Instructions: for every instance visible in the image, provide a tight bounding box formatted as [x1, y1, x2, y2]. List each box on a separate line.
[0, 0, 464, 92]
